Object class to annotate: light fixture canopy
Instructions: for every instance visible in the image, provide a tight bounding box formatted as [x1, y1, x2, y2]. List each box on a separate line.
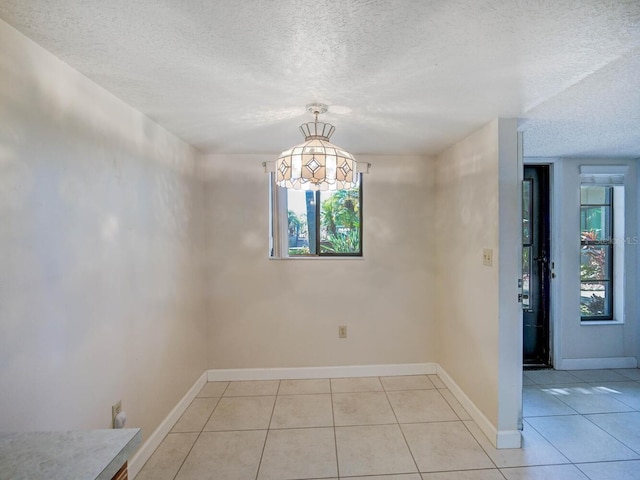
[275, 103, 358, 191]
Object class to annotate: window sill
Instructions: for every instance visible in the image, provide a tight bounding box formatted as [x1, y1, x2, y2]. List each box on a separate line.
[580, 320, 624, 326]
[269, 256, 365, 261]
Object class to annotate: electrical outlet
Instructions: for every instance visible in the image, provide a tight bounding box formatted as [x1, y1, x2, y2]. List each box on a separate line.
[112, 400, 122, 427]
[338, 325, 347, 338]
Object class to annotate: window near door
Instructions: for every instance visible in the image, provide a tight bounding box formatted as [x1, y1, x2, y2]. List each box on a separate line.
[269, 173, 363, 258]
[580, 186, 614, 320]
[521, 178, 533, 310]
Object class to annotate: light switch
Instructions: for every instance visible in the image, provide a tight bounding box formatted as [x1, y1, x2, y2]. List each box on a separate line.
[482, 248, 493, 266]
[338, 325, 347, 338]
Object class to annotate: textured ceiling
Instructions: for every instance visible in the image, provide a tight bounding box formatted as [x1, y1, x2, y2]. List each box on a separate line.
[1, 0, 639, 158]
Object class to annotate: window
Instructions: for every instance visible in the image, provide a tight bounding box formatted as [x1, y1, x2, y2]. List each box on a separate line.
[578, 165, 628, 323]
[269, 174, 362, 257]
[580, 186, 614, 320]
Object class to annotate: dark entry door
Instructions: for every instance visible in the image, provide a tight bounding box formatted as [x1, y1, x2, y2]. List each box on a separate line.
[522, 165, 551, 367]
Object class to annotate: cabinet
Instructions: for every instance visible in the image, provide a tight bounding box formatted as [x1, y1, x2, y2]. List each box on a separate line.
[112, 462, 128, 480]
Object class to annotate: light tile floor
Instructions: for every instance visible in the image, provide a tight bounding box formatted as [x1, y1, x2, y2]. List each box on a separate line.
[136, 369, 640, 480]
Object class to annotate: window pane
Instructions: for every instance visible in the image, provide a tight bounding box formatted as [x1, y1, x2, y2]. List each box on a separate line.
[522, 179, 532, 245]
[319, 187, 361, 254]
[580, 206, 611, 240]
[580, 186, 611, 205]
[580, 245, 612, 281]
[271, 173, 363, 258]
[581, 281, 612, 318]
[579, 185, 615, 320]
[286, 189, 313, 256]
[522, 246, 531, 309]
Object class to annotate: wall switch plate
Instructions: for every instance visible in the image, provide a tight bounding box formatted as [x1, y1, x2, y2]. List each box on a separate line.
[112, 400, 122, 427]
[338, 325, 347, 338]
[482, 248, 493, 266]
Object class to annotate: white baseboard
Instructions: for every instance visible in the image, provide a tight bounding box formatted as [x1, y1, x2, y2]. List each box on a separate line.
[496, 429, 523, 449]
[129, 371, 207, 479]
[207, 363, 436, 381]
[436, 365, 521, 449]
[556, 357, 638, 370]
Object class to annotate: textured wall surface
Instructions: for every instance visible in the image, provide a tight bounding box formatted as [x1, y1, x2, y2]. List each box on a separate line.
[0, 21, 207, 438]
[202, 154, 436, 369]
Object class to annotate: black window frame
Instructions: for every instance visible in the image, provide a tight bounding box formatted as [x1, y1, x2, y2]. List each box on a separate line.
[269, 173, 363, 258]
[580, 185, 614, 321]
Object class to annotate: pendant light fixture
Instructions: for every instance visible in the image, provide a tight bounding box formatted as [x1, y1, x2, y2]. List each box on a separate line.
[275, 103, 358, 191]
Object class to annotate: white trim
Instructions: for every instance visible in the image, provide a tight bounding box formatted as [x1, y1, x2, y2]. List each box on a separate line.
[128, 371, 207, 479]
[523, 157, 560, 164]
[613, 185, 625, 325]
[437, 365, 521, 449]
[496, 430, 523, 449]
[498, 121, 523, 444]
[556, 357, 638, 370]
[207, 363, 436, 381]
[579, 165, 629, 185]
[580, 165, 629, 175]
[580, 320, 624, 326]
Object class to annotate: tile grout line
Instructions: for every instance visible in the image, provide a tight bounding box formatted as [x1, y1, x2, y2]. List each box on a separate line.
[459, 419, 505, 474]
[531, 385, 580, 416]
[593, 382, 640, 411]
[169, 431, 201, 480]
[520, 417, 573, 466]
[169, 382, 229, 480]
[440, 380, 506, 476]
[573, 458, 640, 480]
[329, 377, 340, 479]
[380, 376, 422, 476]
[254, 380, 281, 480]
[434, 383, 466, 422]
[522, 413, 574, 463]
[580, 411, 640, 457]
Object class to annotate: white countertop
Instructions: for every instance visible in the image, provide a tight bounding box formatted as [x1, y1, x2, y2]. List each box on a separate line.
[0, 428, 141, 480]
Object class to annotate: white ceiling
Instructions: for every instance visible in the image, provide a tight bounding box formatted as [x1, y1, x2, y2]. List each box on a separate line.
[1, 0, 639, 158]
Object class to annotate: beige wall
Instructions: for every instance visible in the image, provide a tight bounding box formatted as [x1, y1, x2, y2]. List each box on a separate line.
[0, 20, 207, 439]
[435, 119, 521, 439]
[202, 153, 436, 369]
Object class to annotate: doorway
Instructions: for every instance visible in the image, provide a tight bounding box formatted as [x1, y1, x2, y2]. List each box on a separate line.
[522, 165, 552, 367]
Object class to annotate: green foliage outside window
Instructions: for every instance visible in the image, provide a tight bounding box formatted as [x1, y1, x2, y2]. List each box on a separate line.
[286, 186, 361, 256]
[320, 189, 360, 254]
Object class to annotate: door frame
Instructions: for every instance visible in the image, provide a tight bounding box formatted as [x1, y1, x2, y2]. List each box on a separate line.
[523, 158, 558, 368]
